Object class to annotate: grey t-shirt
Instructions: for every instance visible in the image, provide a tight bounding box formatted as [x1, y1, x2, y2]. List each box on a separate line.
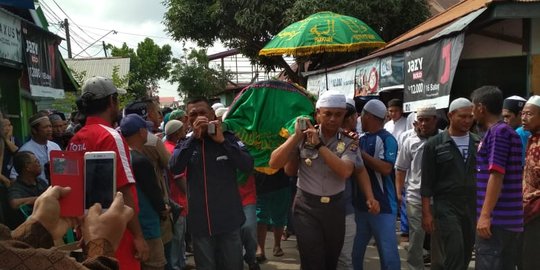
[296, 128, 363, 196]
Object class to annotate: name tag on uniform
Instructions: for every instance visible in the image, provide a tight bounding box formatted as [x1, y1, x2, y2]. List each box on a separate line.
[320, 196, 330, 203]
[216, 155, 229, 161]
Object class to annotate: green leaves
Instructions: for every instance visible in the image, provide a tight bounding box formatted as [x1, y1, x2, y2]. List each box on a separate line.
[108, 38, 173, 99]
[169, 48, 231, 98]
[163, 0, 430, 85]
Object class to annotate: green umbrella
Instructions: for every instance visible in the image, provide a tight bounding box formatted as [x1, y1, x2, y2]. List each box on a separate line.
[259, 11, 385, 57]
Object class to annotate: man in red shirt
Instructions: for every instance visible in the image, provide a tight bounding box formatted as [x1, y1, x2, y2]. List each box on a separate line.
[163, 119, 190, 269]
[68, 76, 149, 269]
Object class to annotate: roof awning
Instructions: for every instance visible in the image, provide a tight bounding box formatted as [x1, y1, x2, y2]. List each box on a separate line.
[364, 7, 486, 61]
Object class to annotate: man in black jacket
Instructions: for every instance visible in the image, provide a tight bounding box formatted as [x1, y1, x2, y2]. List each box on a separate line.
[169, 97, 254, 270]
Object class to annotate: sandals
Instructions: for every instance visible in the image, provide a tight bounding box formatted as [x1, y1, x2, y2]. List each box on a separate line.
[273, 246, 284, 257]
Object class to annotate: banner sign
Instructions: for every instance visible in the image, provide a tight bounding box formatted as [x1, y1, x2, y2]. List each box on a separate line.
[0, 8, 22, 67]
[306, 64, 356, 98]
[379, 53, 404, 89]
[22, 22, 64, 99]
[307, 54, 404, 98]
[354, 59, 380, 97]
[403, 33, 464, 112]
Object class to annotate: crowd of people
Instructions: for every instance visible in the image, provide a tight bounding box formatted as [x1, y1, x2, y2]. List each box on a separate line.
[0, 77, 540, 270]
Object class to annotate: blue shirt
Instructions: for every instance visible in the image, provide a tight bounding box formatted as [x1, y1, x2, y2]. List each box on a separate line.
[356, 129, 398, 214]
[516, 126, 531, 166]
[10, 139, 61, 183]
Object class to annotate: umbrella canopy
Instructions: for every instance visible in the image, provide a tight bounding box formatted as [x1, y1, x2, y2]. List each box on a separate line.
[223, 80, 315, 175]
[259, 11, 385, 57]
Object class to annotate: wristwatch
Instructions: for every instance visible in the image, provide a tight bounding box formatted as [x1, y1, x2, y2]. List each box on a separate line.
[314, 142, 324, 150]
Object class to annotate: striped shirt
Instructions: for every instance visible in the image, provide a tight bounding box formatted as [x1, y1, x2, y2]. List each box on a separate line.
[476, 121, 523, 232]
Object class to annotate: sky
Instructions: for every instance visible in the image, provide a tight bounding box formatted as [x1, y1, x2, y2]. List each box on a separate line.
[38, 0, 227, 100]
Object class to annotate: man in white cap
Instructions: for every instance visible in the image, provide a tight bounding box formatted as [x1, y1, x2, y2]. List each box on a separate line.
[337, 98, 379, 270]
[503, 95, 531, 165]
[163, 119, 191, 270]
[67, 76, 149, 269]
[521, 95, 540, 269]
[10, 112, 61, 183]
[269, 90, 363, 270]
[352, 99, 400, 270]
[421, 97, 479, 270]
[395, 106, 439, 270]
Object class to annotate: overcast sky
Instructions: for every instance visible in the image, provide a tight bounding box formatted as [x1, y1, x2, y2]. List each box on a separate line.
[39, 0, 226, 100]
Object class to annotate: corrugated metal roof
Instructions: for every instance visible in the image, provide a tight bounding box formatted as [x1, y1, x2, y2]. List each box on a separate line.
[64, 57, 130, 81]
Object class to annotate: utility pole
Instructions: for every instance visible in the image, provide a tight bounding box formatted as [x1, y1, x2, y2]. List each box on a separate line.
[63, 18, 72, 58]
[102, 41, 108, 57]
[73, 30, 117, 58]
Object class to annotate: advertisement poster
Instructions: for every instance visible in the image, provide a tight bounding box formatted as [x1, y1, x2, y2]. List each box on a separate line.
[354, 59, 380, 97]
[379, 53, 404, 89]
[22, 22, 64, 99]
[403, 33, 464, 112]
[0, 9, 22, 68]
[306, 65, 356, 98]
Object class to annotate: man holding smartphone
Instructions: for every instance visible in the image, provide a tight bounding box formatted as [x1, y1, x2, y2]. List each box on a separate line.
[68, 76, 149, 269]
[169, 97, 254, 270]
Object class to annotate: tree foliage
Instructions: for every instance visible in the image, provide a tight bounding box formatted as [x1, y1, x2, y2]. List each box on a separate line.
[169, 48, 231, 98]
[163, 0, 430, 85]
[107, 38, 173, 98]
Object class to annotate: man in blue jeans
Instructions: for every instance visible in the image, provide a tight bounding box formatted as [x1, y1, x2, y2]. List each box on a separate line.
[352, 99, 400, 270]
[169, 97, 254, 270]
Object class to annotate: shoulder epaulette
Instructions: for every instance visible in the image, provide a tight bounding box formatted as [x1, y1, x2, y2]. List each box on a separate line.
[341, 129, 359, 140]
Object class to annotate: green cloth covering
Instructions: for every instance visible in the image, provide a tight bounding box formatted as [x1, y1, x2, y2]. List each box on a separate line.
[223, 80, 315, 175]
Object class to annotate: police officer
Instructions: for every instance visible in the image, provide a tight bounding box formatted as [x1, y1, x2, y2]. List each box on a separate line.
[269, 91, 363, 270]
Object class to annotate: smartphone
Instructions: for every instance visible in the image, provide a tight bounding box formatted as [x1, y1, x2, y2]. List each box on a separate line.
[84, 151, 116, 210]
[50, 150, 84, 217]
[299, 118, 308, 130]
[207, 122, 216, 135]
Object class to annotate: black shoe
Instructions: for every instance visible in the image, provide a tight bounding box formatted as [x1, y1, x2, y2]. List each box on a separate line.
[249, 262, 261, 270]
[256, 254, 267, 263]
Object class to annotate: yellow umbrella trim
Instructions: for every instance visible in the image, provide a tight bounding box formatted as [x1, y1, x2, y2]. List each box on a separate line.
[259, 41, 386, 57]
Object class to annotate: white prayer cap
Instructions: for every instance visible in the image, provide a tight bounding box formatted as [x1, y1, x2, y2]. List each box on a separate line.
[448, 98, 473, 113]
[316, 91, 346, 109]
[211, 103, 224, 111]
[526, 95, 540, 108]
[215, 107, 228, 118]
[362, 99, 387, 119]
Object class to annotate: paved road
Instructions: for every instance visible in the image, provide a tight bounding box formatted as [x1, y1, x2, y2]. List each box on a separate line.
[188, 232, 475, 269]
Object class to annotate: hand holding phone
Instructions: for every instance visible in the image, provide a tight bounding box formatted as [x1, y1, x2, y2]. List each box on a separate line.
[207, 122, 216, 135]
[207, 120, 225, 143]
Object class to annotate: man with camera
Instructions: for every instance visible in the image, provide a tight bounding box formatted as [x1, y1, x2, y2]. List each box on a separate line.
[169, 97, 254, 270]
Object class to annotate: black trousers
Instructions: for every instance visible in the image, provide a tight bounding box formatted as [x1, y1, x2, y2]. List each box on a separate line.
[523, 216, 540, 270]
[293, 189, 345, 270]
[431, 199, 476, 270]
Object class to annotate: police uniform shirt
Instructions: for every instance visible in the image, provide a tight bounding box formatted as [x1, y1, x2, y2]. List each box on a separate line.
[295, 128, 363, 196]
